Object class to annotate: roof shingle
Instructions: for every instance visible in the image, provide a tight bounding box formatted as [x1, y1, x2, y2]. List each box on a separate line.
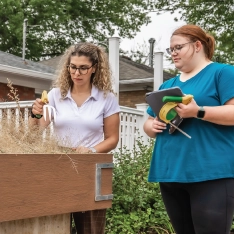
[0, 51, 55, 74]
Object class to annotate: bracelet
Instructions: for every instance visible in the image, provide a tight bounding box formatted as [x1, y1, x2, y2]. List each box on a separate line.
[30, 106, 43, 119]
[89, 147, 97, 153]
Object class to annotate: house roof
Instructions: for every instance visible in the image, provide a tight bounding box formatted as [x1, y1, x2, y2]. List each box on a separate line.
[119, 56, 173, 81]
[38, 55, 155, 80]
[0, 51, 55, 94]
[0, 51, 55, 74]
[38, 54, 174, 82]
[0, 50, 174, 92]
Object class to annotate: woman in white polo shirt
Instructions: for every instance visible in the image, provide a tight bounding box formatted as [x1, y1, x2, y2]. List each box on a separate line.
[30, 42, 120, 234]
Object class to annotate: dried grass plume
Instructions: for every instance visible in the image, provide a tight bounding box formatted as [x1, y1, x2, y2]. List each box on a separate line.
[0, 79, 78, 173]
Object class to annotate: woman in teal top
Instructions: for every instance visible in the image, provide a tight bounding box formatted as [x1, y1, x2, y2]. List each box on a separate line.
[144, 24, 234, 234]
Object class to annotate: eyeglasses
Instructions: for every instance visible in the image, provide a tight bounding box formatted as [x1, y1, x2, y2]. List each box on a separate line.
[166, 42, 194, 55]
[67, 64, 94, 75]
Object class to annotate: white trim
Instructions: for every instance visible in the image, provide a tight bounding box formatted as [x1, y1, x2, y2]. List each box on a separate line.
[0, 100, 33, 108]
[119, 77, 153, 84]
[119, 105, 144, 115]
[0, 64, 55, 80]
[0, 101, 150, 151]
[154, 52, 164, 91]
[109, 37, 120, 101]
[0, 100, 145, 116]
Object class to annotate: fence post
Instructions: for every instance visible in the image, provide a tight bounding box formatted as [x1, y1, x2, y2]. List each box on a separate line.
[135, 103, 149, 145]
[154, 52, 164, 91]
[108, 37, 120, 102]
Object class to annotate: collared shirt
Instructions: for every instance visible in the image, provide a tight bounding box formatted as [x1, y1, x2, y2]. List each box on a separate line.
[48, 85, 120, 148]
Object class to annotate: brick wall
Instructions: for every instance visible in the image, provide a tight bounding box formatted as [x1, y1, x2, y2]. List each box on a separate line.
[119, 90, 148, 108]
[0, 83, 35, 102]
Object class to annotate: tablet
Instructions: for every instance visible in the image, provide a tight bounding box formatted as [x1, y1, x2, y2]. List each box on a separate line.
[145, 87, 183, 120]
[145, 87, 184, 133]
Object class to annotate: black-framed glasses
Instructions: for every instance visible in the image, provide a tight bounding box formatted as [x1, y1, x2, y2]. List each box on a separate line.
[67, 64, 94, 75]
[166, 42, 194, 55]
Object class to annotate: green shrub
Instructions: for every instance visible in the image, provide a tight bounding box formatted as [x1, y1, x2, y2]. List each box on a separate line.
[106, 138, 174, 234]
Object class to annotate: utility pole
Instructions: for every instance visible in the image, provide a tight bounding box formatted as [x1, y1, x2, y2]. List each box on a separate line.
[22, 19, 28, 61]
[22, 19, 41, 60]
[149, 38, 156, 68]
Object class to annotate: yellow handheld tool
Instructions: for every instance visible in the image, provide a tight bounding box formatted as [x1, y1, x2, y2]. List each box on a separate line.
[34, 90, 49, 119]
[41, 90, 49, 104]
[162, 95, 193, 105]
[35, 90, 57, 122]
[159, 95, 193, 139]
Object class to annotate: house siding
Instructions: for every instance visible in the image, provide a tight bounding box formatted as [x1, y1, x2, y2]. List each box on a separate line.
[0, 82, 35, 102]
[119, 90, 148, 108]
[0, 51, 174, 107]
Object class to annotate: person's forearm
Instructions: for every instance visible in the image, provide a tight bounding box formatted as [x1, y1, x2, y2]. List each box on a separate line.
[143, 119, 157, 138]
[94, 136, 119, 153]
[28, 116, 40, 127]
[28, 116, 49, 129]
[176, 98, 234, 126]
[201, 105, 234, 125]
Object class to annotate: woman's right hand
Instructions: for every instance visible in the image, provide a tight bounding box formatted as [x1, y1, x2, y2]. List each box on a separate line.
[30, 98, 51, 127]
[143, 116, 167, 138]
[32, 98, 45, 116]
[151, 117, 167, 133]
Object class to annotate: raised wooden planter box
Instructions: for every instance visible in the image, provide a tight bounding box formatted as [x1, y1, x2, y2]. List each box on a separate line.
[0, 153, 113, 233]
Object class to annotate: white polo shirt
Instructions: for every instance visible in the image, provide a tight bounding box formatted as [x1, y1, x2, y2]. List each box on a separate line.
[48, 85, 120, 148]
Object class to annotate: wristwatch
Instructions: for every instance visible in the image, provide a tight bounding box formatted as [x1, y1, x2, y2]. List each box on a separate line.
[30, 110, 43, 119]
[89, 147, 97, 153]
[197, 106, 205, 119]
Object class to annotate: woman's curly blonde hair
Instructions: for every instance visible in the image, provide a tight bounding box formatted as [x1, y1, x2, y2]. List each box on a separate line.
[53, 42, 114, 98]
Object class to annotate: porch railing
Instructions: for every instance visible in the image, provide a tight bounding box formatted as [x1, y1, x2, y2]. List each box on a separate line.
[0, 101, 149, 151]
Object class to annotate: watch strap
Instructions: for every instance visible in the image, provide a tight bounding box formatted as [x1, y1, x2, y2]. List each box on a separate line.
[31, 109, 43, 119]
[89, 147, 97, 153]
[197, 106, 205, 119]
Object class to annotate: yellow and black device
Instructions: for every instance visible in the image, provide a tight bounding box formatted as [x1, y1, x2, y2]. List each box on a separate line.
[159, 95, 193, 138]
[159, 95, 193, 124]
[145, 87, 193, 139]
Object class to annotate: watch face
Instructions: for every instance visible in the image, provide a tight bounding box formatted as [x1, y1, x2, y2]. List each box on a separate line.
[90, 147, 97, 153]
[197, 109, 205, 118]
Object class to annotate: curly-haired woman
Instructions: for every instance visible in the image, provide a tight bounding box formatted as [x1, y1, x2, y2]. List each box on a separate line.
[31, 42, 120, 234]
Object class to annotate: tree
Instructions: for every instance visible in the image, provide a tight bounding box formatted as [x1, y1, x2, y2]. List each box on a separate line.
[120, 41, 151, 66]
[0, 0, 152, 61]
[149, 0, 234, 64]
[120, 38, 162, 66]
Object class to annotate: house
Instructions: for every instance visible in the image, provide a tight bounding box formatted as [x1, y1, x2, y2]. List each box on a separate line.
[0, 50, 174, 107]
[0, 50, 55, 102]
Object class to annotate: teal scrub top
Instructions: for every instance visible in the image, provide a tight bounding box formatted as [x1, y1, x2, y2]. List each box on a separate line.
[147, 63, 234, 183]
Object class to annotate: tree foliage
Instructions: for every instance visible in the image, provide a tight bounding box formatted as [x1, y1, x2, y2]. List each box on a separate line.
[0, 0, 152, 61]
[149, 0, 234, 64]
[120, 38, 162, 66]
[120, 40, 152, 66]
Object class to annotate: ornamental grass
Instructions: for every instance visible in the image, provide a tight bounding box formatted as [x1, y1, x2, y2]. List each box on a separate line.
[0, 79, 78, 173]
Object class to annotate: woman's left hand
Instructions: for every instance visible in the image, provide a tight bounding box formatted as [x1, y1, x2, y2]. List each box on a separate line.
[175, 99, 200, 118]
[75, 146, 92, 153]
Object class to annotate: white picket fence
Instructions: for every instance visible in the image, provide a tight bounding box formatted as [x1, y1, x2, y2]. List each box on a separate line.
[0, 101, 149, 151]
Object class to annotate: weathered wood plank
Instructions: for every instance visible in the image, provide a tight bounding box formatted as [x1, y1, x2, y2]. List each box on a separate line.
[0, 153, 113, 222]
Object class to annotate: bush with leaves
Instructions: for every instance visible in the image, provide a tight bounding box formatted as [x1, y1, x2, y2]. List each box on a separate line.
[106, 138, 174, 234]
